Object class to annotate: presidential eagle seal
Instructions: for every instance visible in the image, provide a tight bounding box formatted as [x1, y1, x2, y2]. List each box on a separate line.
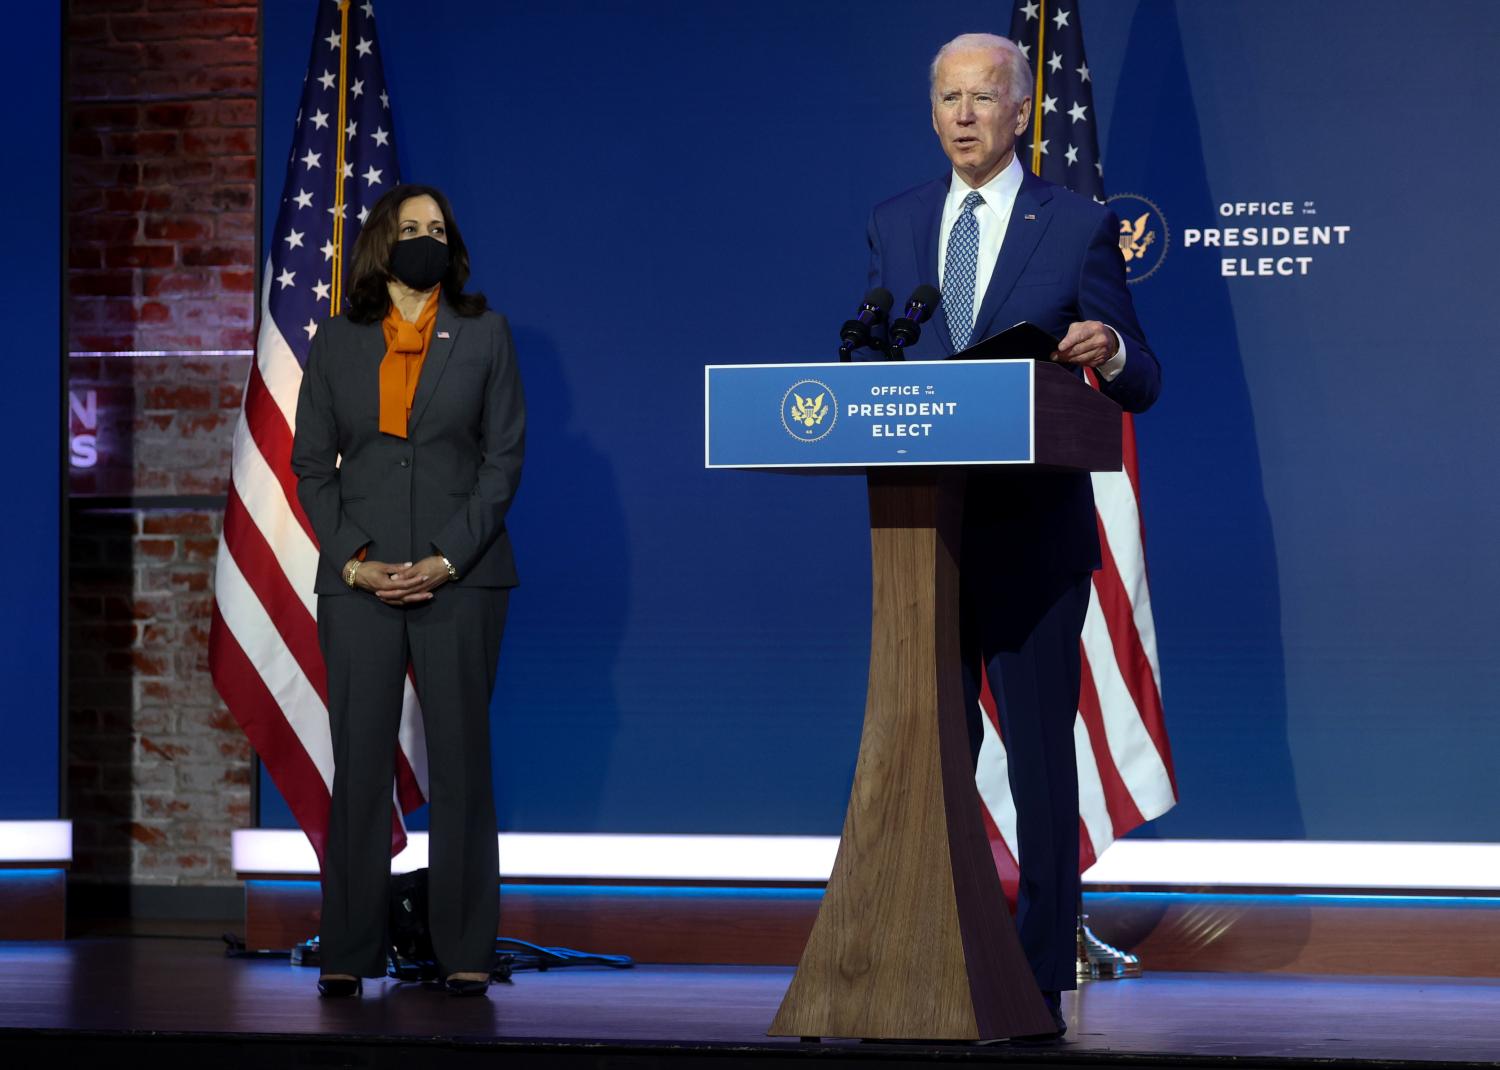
[780, 379, 838, 443]
[1107, 192, 1169, 284]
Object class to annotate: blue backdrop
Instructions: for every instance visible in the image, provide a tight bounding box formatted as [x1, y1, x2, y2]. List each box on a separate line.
[260, 0, 1500, 844]
[2, 5, 62, 818]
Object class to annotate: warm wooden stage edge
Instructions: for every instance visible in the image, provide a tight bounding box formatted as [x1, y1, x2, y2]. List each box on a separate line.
[239, 878, 1500, 979]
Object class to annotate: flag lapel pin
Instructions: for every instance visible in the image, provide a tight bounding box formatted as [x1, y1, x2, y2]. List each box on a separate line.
[437, 331, 450, 339]
[1024, 213, 1037, 220]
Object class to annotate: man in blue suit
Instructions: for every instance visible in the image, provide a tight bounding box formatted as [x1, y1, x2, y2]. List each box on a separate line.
[863, 32, 1161, 1033]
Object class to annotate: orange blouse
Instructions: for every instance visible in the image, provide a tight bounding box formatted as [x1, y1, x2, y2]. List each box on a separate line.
[377, 290, 440, 439]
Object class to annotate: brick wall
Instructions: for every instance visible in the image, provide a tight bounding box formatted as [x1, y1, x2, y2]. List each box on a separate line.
[66, 0, 259, 890]
[69, 508, 252, 886]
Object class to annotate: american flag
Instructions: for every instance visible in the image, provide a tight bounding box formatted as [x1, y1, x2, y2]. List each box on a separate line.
[974, 0, 1179, 897]
[209, 0, 426, 865]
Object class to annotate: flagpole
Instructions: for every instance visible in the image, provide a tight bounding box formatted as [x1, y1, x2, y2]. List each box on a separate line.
[329, 0, 352, 316]
[1030, 0, 1046, 175]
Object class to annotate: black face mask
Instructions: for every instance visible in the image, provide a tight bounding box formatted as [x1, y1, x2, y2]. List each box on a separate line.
[389, 235, 450, 291]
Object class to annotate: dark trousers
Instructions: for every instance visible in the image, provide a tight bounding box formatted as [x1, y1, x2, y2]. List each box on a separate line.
[960, 565, 1092, 994]
[316, 586, 508, 978]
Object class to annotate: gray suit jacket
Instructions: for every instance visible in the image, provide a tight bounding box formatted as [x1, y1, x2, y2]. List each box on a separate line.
[291, 298, 525, 595]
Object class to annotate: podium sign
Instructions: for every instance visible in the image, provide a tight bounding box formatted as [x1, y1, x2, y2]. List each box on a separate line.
[705, 359, 1034, 468]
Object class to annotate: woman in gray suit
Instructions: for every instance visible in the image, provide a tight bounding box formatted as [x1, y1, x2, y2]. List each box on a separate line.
[291, 183, 524, 998]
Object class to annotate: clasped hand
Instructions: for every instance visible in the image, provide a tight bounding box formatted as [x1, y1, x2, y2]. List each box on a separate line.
[351, 556, 451, 604]
[1050, 320, 1118, 367]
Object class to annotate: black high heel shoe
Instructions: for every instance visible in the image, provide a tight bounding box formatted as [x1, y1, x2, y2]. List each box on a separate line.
[317, 975, 363, 998]
[443, 973, 490, 997]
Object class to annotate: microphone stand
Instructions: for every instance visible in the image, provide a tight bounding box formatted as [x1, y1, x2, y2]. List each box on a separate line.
[838, 336, 892, 362]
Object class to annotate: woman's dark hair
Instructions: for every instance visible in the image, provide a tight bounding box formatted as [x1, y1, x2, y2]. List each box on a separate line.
[345, 183, 489, 322]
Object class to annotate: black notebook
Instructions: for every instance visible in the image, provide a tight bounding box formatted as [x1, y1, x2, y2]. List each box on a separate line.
[955, 321, 1060, 361]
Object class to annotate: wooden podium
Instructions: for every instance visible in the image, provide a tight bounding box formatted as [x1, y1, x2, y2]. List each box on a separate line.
[705, 357, 1122, 1041]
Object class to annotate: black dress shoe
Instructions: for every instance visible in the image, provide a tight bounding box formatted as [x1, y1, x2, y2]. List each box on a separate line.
[443, 974, 490, 997]
[317, 975, 362, 998]
[1043, 989, 1066, 1033]
[1010, 990, 1066, 1043]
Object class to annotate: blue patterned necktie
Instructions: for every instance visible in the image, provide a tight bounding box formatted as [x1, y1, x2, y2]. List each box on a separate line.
[942, 190, 986, 352]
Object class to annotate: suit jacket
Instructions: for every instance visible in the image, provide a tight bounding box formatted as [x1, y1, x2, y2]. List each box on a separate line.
[291, 298, 525, 596]
[864, 168, 1161, 585]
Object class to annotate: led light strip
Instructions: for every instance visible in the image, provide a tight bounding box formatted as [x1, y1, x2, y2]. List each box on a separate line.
[0, 821, 73, 863]
[231, 830, 1500, 891]
[233, 832, 840, 881]
[1081, 839, 1500, 890]
[68, 350, 256, 358]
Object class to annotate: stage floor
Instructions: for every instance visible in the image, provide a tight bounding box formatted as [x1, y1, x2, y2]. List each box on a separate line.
[2, 936, 1498, 1067]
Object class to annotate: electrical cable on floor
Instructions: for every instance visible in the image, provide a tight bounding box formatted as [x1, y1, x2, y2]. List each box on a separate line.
[493, 937, 634, 971]
[223, 933, 291, 959]
[384, 938, 634, 982]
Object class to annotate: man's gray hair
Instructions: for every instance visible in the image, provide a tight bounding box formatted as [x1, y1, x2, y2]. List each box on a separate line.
[929, 33, 1033, 104]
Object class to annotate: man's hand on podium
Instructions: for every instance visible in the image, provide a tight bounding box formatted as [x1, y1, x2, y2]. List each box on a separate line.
[1051, 320, 1119, 368]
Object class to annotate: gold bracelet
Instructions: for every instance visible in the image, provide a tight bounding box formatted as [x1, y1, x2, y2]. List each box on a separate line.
[440, 556, 458, 581]
[343, 559, 361, 588]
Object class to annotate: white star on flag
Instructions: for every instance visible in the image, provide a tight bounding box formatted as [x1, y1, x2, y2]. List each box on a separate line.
[324, 30, 340, 51]
[363, 165, 383, 187]
[277, 268, 296, 289]
[346, 120, 358, 139]
[1077, 61, 1091, 82]
[342, 161, 354, 179]
[1021, 1, 1039, 19]
[356, 38, 373, 58]
[284, 229, 305, 249]
[361, 0, 375, 16]
[293, 189, 314, 209]
[1053, 7, 1071, 29]
[1068, 101, 1088, 123]
[380, 90, 390, 109]
[1035, 138, 1049, 155]
[351, 78, 365, 98]
[310, 109, 329, 129]
[371, 126, 390, 147]
[302, 149, 321, 170]
[1065, 144, 1079, 165]
[317, 69, 336, 91]
[1048, 51, 1063, 73]
[1019, 43, 1031, 59]
[321, 239, 335, 261]
[303, 319, 318, 340]
[358, 206, 370, 224]
[326, 203, 346, 219]
[1041, 94, 1057, 114]
[313, 280, 331, 302]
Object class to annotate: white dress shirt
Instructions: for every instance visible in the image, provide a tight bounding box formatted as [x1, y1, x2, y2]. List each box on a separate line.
[936, 153, 1127, 380]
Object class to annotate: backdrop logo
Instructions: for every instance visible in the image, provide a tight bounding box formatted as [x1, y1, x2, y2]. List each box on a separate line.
[1183, 200, 1353, 278]
[1107, 193, 1169, 284]
[780, 379, 837, 443]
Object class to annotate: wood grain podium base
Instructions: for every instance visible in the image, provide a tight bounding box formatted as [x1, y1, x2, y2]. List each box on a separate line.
[768, 470, 1054, 1041]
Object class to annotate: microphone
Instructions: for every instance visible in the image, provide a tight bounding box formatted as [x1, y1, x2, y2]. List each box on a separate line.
[838, 287, 894, 360]
[889, 285, 941, 356]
